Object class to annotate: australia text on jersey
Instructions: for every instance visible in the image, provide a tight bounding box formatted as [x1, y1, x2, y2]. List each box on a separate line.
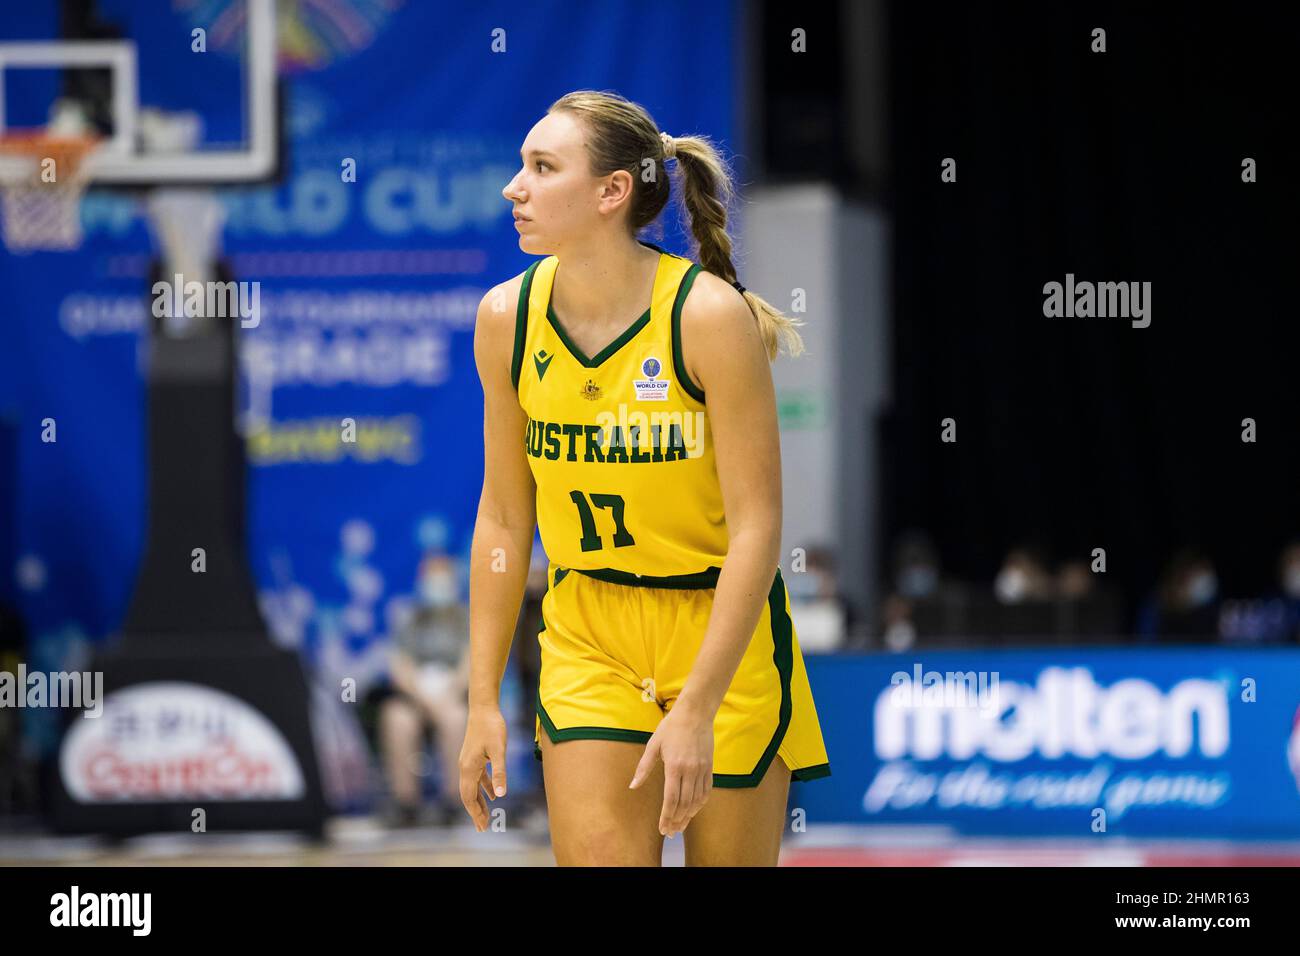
[525, 408, 707, 463]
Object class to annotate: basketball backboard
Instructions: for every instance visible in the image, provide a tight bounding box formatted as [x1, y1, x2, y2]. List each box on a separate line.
[0, 0, 280, 188]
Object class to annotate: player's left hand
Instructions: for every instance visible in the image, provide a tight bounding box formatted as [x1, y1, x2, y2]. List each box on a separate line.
[628, 704, 715, 838]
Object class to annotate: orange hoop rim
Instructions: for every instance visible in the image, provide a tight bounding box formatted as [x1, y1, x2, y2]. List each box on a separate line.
[0, 128, 103, 184]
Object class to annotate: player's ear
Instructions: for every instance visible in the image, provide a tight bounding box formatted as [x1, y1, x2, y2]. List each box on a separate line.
[599, 168, 635, 215]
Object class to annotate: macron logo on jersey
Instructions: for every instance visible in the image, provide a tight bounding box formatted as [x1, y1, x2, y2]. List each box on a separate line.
[534, 349, 554, 381]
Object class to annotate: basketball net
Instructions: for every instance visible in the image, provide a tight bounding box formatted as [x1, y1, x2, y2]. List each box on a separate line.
[0, 130, 101, 253]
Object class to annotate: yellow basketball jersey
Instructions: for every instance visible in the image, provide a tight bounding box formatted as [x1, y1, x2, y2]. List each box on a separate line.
[513, 241, 728, 586]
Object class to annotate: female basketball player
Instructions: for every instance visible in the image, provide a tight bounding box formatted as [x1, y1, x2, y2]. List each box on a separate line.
[460, 90, 830, 866]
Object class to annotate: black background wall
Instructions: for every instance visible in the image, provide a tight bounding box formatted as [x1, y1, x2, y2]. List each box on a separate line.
[760, 2, 1298, 621]
[885, 3, 1297, 618]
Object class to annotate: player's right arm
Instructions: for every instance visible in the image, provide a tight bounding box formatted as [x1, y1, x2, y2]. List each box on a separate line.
[459, 273, 537, 832]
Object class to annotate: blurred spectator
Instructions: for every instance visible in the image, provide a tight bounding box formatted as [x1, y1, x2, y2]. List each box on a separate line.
[973, 544, 1057, 641]
[1053, 557, 1124, 641]
[511, 544, 548, 729]
[993, 546, 1055, 604]
[1284, 541, 1300, 601]
[1217, 540, 1300, 645]
[1055, 559, 1095, 600]
[378, 553, 469, 827]
[786, 545, 848, 652]
[508, 544, 550, 824]
[881, 530, 969, 650]
[1136, 549, 1219, 642]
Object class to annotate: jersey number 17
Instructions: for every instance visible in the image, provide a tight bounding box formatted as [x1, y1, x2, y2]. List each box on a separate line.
[568, 490, 635, 552]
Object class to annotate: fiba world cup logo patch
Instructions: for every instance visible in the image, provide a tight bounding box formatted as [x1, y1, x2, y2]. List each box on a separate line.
[633, 356, 670, 401]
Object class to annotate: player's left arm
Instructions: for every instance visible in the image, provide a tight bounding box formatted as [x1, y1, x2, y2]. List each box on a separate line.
[673, 271, 784, 722]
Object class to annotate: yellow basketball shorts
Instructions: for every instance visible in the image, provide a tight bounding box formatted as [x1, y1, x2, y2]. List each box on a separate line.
[531, 563, 832, 788]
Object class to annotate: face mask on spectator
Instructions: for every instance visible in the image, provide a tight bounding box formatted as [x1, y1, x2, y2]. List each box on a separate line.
[1185, 571, 1217, 607]
[897, 564, 937, 599]
[420, 570, 458, 608]
[995, 567, 1029, 603]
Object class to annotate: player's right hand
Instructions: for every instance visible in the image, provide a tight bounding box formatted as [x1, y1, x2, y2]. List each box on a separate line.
[459, 704, 509, 832]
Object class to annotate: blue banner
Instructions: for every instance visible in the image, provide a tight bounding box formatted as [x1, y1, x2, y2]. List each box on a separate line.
[795, 648, 1300, 838]
[0, 0, 737, 755]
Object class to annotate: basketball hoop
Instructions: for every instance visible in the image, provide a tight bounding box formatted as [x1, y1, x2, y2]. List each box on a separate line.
[0, 130, 101, 252]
